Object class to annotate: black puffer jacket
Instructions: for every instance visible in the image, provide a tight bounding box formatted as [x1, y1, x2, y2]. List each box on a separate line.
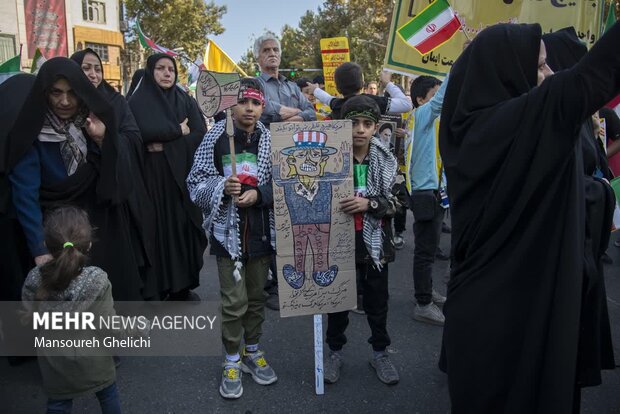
[210, 126, 273, 258]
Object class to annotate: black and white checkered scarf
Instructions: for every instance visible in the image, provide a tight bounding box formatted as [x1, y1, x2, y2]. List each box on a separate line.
[364, 137, 397, 270]
[187, 119, 275, 282]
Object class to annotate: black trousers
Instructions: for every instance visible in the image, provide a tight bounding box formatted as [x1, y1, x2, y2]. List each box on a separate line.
[326, 262, 390, 352]
[394, 208, 407, 234]
[412, 194, 444, 305]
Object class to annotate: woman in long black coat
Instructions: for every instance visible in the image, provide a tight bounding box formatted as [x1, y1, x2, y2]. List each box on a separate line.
[439, 22, 620, 413]
[70, 48, 156, 298]
[128, 54, 207, 300]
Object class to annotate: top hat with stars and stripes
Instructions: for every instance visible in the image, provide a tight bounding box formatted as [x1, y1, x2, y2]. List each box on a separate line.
[281, 131, 337, 155]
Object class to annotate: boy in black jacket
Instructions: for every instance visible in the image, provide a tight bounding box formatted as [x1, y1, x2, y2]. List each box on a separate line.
[187, 78, 276, 399]
[324, 94, 402, 385]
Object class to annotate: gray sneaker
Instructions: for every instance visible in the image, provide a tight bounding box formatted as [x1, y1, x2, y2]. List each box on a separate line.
[323, 350, 343, 384]
[240, 350, 277, 385]
[370, 353, 399, 385]
[393, 234, 405, 250]
[432, 289, 446, 305]
[413, 302, 445, 326]
[219, 360, 243, 399]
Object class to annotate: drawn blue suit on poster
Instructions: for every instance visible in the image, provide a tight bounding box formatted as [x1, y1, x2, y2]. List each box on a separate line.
[273, 131, 351, 290]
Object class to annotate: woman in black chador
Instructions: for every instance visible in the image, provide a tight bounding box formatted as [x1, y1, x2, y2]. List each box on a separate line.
[439, 22, 620, 413]
[0, 74, 36, 301]
[128, 54, 207, 300]
[5, 57, 143, 301]
[542, 27, 616, 401]
[70, 48, 156, 299]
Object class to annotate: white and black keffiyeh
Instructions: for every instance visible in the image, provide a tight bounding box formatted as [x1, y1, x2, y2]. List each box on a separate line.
[364, 137, 397, 269]
[187, 119, 275, 282]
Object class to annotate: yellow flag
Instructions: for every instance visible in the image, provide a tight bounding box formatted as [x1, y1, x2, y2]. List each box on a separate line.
[204, 39, 248, 77]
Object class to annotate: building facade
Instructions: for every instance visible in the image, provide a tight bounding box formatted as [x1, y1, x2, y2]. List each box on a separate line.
[0, 0, 124, 87]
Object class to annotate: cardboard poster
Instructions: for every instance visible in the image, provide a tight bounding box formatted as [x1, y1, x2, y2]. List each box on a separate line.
[270, 120, 356, 317]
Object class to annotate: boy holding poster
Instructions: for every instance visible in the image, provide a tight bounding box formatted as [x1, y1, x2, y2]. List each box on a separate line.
[187, 78, 277, 399]
[324, 95, 402, 385]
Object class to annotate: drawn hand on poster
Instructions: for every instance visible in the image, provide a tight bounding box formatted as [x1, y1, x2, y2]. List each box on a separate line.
[273, 132, 351, 290]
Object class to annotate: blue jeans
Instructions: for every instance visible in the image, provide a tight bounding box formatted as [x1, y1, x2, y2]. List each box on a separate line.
[46, 382, 121, 414]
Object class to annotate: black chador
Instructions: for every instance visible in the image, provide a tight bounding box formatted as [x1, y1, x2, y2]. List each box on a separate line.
[5, 57, 143, 301]
[128, 54, 207, 300]
[71, 48, 156, 296]
[438, 23, 620, 413]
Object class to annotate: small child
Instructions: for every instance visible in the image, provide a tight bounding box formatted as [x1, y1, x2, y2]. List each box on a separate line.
[187, 77, 276, 399]
[324, 95, 403, 385]
[407, 75, 450, 326]
[306, 62, 412, 119]
[22, 206, 137, 414]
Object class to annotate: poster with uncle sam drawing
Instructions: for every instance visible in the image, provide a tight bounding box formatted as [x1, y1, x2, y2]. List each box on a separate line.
[271, 120, 356, 317]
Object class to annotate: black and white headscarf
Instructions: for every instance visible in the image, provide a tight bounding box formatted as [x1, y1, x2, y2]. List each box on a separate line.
[187, 119, 275, 282]
[364, 137, 397, 269]
[37, 108, 89, 176]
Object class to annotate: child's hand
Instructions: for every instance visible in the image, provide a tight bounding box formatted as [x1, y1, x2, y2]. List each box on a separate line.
[35, 254, 53, 266]
[237, 189, 258, 207]
[394, 128, 407, 139]
[224, 176, 241, 196]
[340, 196, 369, 214]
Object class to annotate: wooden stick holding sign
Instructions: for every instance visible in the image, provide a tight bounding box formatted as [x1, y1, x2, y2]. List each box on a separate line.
[314, 314, 324, 395]
[225, 108, 238, 204]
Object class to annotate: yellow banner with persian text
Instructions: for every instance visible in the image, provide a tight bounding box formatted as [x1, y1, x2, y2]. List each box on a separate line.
[384, 0, 604, 78]
[320, 37, 351, 96]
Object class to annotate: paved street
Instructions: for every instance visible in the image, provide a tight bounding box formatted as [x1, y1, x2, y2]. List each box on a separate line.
[2, 211, 620, 413]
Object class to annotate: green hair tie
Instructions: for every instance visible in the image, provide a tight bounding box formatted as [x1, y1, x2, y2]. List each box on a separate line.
[63, 242, 74, 248]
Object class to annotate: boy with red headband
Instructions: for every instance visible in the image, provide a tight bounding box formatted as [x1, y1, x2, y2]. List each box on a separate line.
[187, 78, 277, 399]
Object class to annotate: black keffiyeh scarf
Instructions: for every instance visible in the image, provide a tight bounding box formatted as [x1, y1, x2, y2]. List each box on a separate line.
[364, 137, 397, 269]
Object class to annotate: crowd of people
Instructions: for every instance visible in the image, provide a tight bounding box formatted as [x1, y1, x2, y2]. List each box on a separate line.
[0, 20, 619, 413]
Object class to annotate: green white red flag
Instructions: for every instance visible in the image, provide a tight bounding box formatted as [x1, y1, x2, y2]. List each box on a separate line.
[0, 53, 22, 85]
[30, 48, 47, 74]
[397, 0, 461, 55]
[136, 21, 178, 57]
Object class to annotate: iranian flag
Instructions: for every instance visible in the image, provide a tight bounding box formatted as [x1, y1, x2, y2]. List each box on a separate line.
[0, 54, 22, 85]
[136, 21, 178, 57]
[398, 0, 461, 55]
[31, 48, 47, 74]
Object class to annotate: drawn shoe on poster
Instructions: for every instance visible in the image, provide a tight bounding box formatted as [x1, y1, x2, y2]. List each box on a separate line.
[282, 264, 305, 289]
[312, 265, 339, 287]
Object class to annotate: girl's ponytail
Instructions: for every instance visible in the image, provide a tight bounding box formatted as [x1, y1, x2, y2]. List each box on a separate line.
[36, 206, 93, 300]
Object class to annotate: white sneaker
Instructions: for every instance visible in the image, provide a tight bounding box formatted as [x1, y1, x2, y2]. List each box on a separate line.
[431, 289, 446, 305]
[413, 302, 445, 326]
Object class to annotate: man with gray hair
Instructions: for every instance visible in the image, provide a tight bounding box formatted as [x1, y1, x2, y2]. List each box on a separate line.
[254, 33, 316, 126]
[254, 33, 317, 310]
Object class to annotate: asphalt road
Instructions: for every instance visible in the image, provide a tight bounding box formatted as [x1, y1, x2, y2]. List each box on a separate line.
[2, 211, 619, 413]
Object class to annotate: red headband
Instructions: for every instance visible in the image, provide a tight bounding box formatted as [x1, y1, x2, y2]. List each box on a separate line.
[239, 87, 265, 104]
